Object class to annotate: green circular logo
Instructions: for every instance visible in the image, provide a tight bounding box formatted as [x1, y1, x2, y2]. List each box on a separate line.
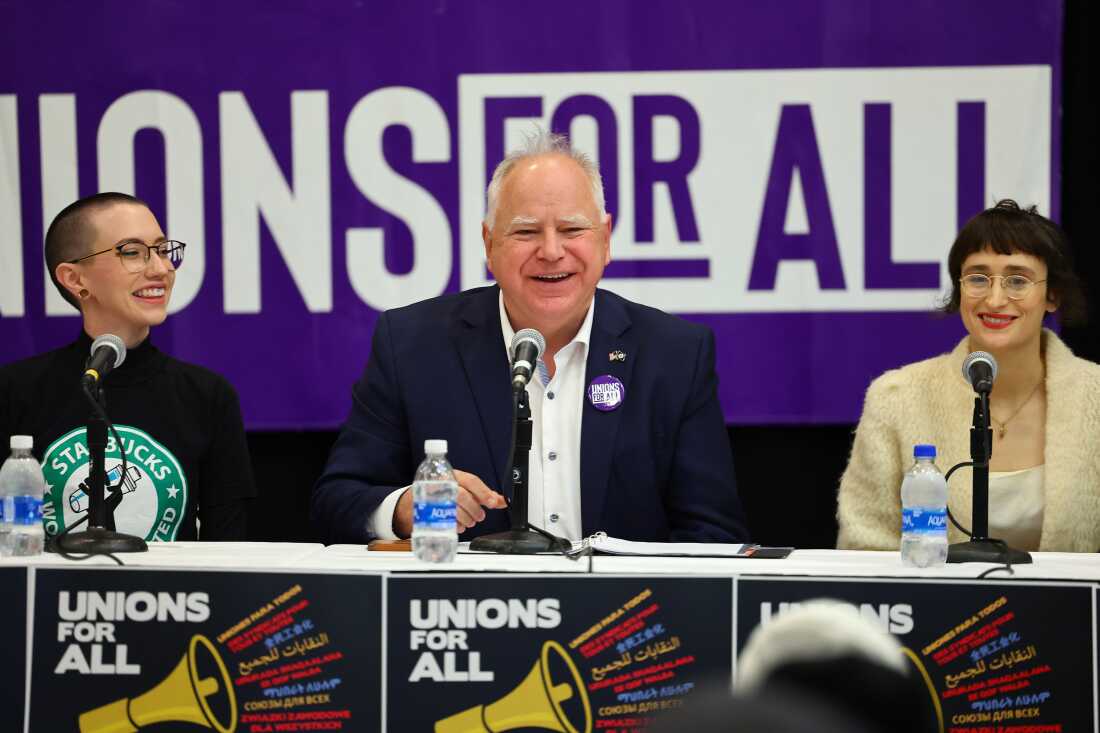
[42, 425, 188, 541]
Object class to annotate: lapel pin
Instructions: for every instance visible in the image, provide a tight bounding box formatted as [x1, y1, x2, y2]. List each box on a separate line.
[609, 350, 626, 362]
[588, 375, 625, 412]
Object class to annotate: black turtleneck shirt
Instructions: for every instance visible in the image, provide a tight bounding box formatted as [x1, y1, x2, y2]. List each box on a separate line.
[0, 333, 255, 541]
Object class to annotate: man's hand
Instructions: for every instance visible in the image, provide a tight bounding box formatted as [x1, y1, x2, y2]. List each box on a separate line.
[392, 469, 507, 538]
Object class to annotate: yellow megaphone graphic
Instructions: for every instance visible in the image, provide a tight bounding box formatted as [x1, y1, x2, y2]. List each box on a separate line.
[78, 633, 238, 733]
[902, 647, 944, 733]
[435, 640, 592, 733]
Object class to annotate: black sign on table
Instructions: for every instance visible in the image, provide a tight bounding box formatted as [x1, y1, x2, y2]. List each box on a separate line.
[387, 575, 733, 732]
[737, 577, 1096, 732]
[29, 568, 382, 732]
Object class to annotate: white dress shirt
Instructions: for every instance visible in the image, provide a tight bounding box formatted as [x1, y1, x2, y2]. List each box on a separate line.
[368, 292, 594, 541]
[499, 292, 592, 542]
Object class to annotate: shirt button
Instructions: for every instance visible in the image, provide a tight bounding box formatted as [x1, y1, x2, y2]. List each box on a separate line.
[548, 451, 558, 461]
[547, 391, 555, 399]
[549, 513, 560, 523]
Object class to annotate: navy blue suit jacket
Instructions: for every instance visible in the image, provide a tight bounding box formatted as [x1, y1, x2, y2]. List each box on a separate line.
[311, 286, 748, 544]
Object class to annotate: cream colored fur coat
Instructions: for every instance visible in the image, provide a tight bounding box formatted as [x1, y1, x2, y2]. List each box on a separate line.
[837, 330, 1100, 552]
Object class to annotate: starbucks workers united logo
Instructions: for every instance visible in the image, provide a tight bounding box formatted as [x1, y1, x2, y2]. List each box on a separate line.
[42, 425, 188, 541]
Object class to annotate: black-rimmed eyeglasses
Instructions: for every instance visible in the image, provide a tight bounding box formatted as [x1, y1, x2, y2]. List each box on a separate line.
[69, 240, 187, 273]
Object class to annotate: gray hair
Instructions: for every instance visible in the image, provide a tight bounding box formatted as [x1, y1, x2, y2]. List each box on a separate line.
[484, 129, 606, 229]
[737, 599, 908, 694]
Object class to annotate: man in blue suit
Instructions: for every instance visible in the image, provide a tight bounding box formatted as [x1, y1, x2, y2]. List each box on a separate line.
[312, 131, 747, 545]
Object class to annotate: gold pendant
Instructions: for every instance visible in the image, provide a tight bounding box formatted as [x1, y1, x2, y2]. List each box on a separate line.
[997, 425, 1006, 440]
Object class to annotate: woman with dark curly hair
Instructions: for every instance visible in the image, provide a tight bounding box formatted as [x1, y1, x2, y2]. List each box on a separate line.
[837, 199, 1099, 553]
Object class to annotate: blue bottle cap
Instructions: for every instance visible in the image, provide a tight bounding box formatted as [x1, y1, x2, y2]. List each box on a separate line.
[913, 444, 936, 458]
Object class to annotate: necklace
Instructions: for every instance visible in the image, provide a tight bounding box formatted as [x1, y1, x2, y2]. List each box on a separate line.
[991, 375, 1044, 439]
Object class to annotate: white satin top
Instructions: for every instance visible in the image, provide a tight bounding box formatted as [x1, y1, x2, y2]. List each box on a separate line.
[987, 465, 1045, 551]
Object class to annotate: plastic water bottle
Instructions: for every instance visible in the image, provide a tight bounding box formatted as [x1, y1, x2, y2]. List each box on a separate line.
[412, 439, 458, 563]
[900, 444, 948, 568]
[0, 435, 46, 556]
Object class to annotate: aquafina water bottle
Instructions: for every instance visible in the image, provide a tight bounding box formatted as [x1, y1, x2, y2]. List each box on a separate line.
[412, 439, 458, 563]
[900, 443, 948, 567]
[0, 435, 46, 556]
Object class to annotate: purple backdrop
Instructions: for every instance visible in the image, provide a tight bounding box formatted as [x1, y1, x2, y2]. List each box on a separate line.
[0, 1, 1062, 428]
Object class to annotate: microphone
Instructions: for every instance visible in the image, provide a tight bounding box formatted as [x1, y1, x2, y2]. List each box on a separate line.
[510, 329, 546, 391]
[83, 334, 127, 385]
[961, 351, 997, 394]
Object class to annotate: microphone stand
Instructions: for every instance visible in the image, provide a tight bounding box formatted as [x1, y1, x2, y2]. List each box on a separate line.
[946, 392, 1031, 564]
[51, 382, 147, 554]
[470, 385, 571, 554]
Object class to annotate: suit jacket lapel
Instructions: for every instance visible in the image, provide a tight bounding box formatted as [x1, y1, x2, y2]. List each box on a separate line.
[580, 290, 637, 535]
[454, 288, 513, 494]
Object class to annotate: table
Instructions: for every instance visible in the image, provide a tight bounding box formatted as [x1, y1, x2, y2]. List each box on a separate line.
[4, 544, 1097, 732]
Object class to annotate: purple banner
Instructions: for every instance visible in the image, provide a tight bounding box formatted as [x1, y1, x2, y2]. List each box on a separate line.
[0, 1, 1062, 427]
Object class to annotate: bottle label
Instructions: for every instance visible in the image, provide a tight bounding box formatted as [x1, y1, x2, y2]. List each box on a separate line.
[9, 496, 43, 526]
[902, 507, 947, 534]
[414, 501, 457, 531]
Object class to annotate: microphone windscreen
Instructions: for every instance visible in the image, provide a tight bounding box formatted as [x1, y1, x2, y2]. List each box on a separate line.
[961, 350, 997, 386]
[90, 333, 127, 369]
[510, 328, 546, 361]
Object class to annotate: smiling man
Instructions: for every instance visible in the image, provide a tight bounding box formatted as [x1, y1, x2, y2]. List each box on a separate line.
[0, 192, 255, 542]
[312, 131, 748, 545]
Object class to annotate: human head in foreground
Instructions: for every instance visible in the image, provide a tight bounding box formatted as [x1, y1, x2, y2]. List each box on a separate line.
[652, 600, 938, 733]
